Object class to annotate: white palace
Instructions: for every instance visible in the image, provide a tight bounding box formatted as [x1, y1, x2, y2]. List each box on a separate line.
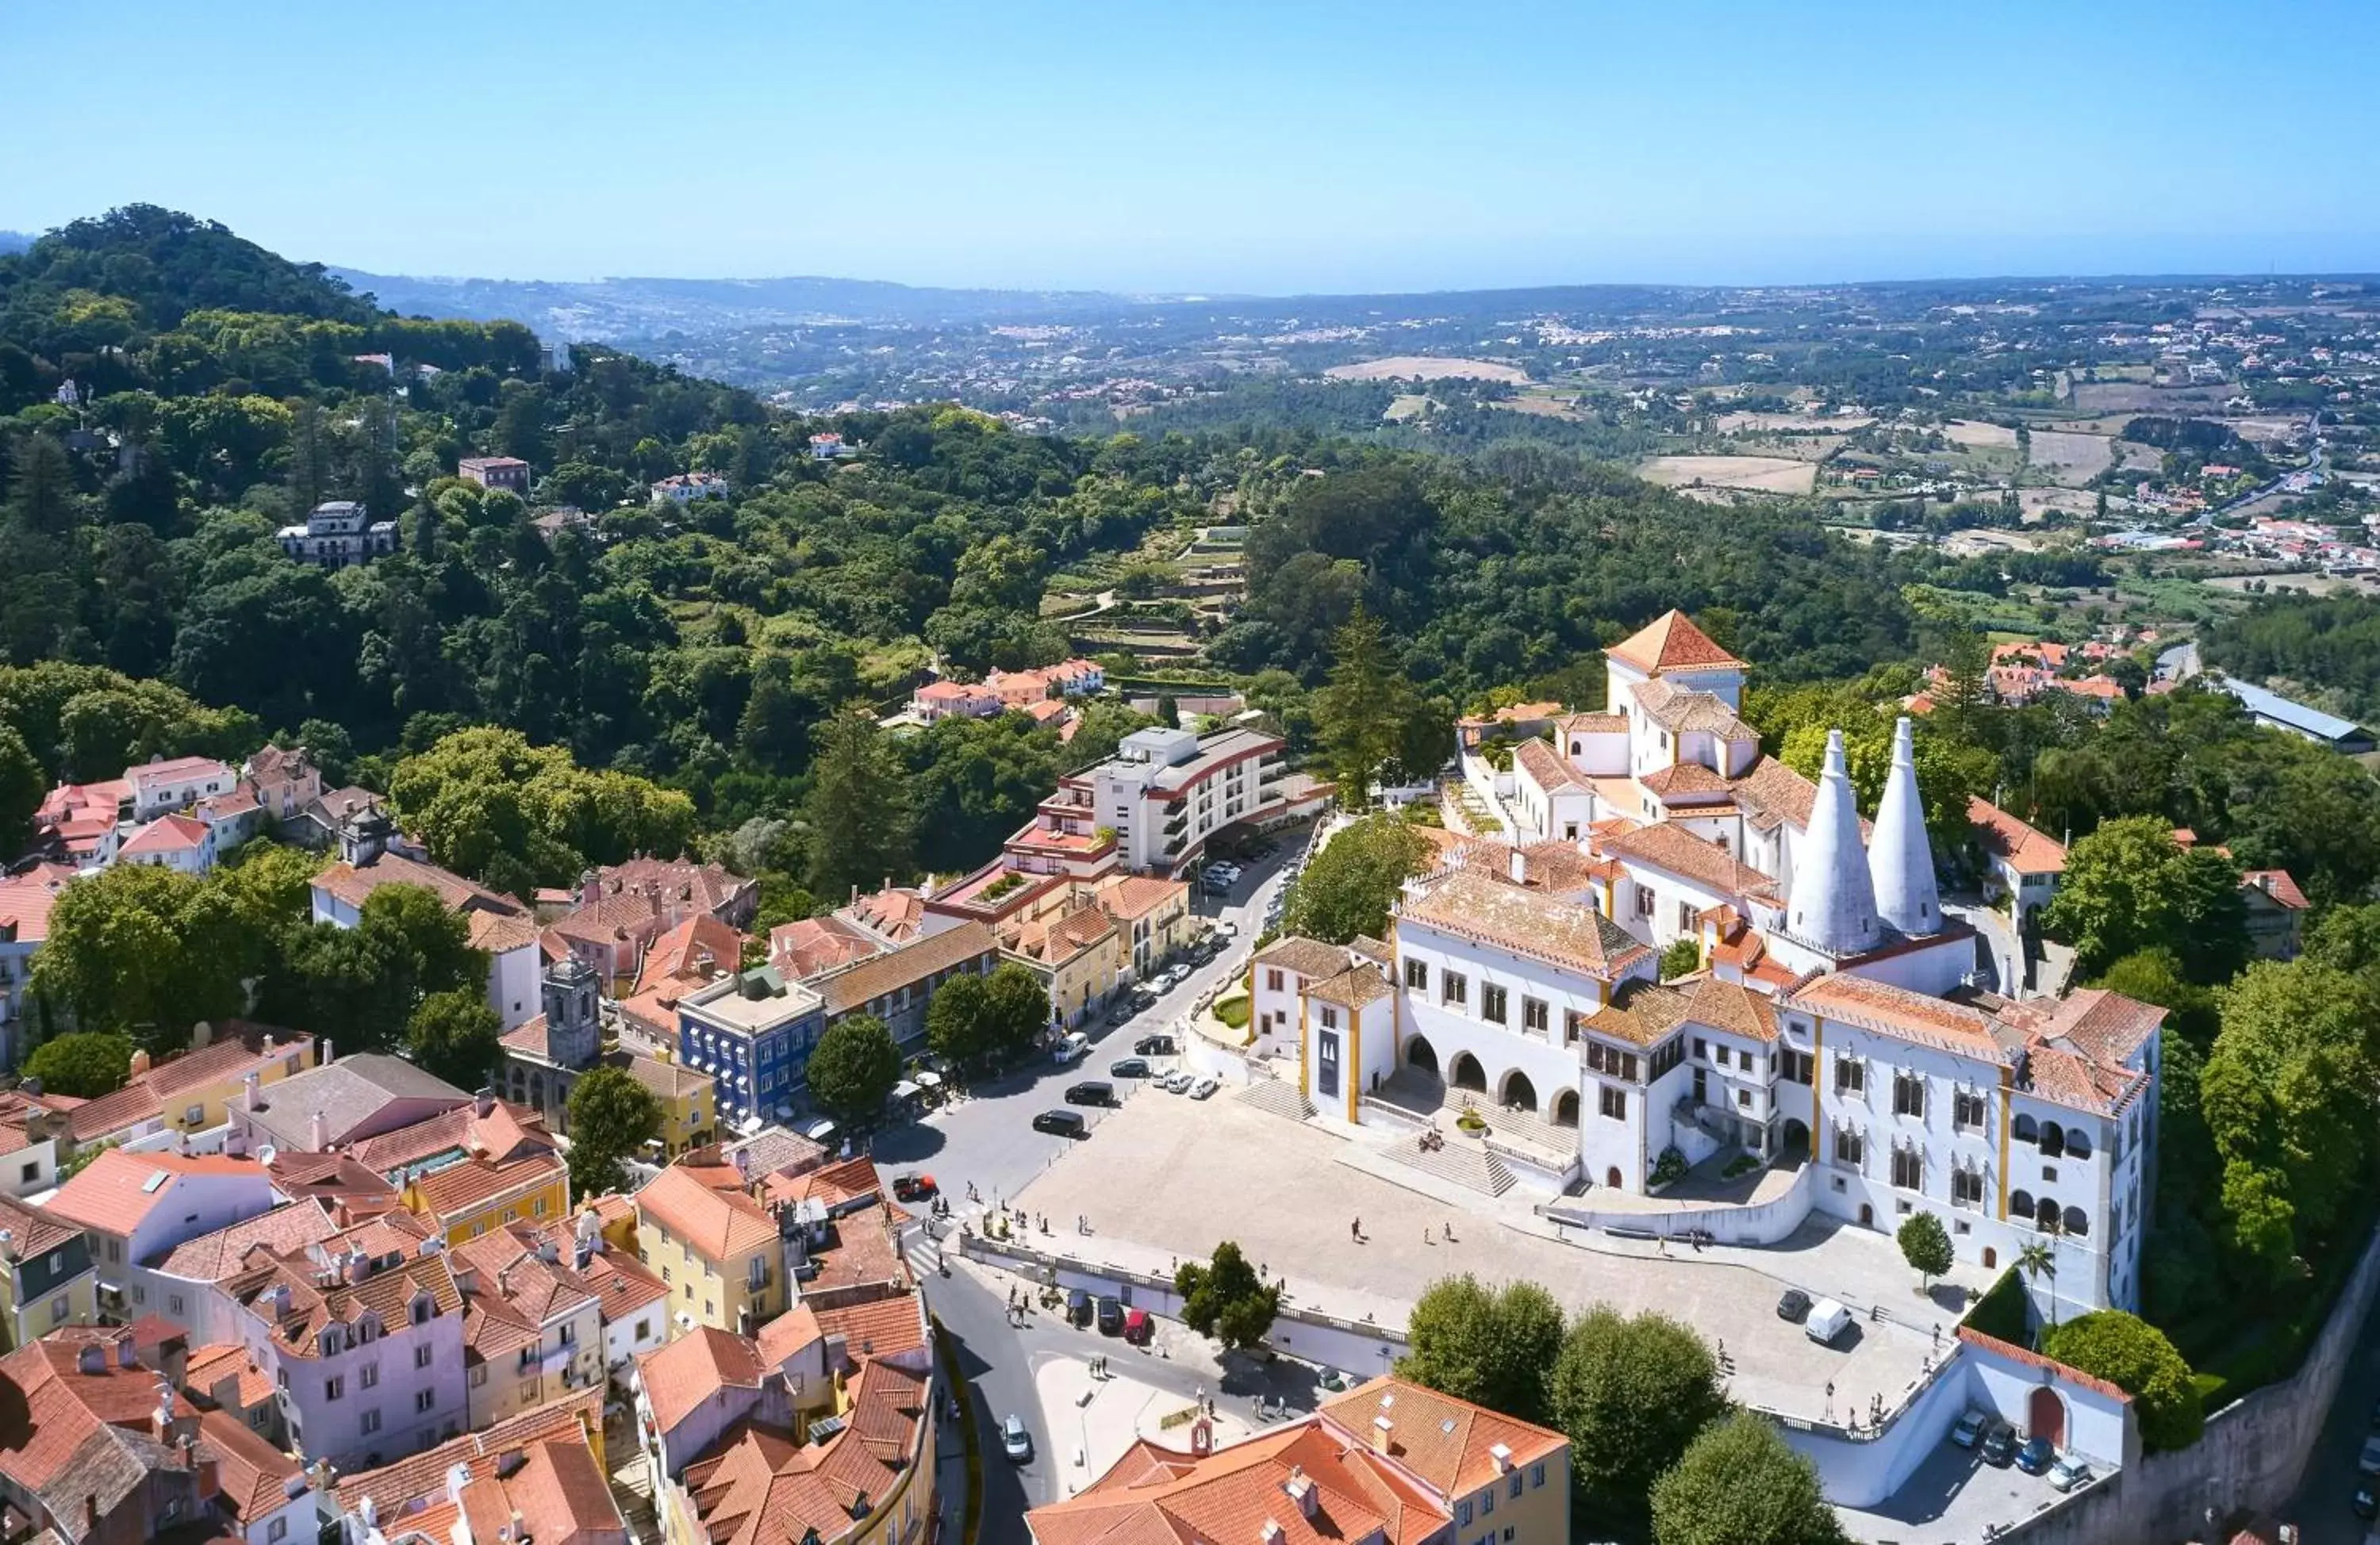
[1253, 613, 2163, 1323]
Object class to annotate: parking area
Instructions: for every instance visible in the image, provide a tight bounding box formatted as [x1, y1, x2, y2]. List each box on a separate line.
[1010, 1083, 1940, 1424]
[1833, 1430, 2081, 1544]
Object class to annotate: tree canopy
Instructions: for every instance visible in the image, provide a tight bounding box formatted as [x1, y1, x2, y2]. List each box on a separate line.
[1173, 1241, 1280, 1351]
[2041, 1311, 2203, 1452]
[804, 1015, 903, 1128]
[564, 1065, 665, 1199]
[1281, 814, 1430, 945]
[1648, 1413, 1846, 1545]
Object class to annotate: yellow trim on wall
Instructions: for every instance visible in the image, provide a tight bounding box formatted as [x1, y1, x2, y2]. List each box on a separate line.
[1298, 987, 1311, 1102]
[1810, 1014, 1824, 1143]
[1998, 1064, 2013, 1220]
[1345, 1002, 1361, 1123]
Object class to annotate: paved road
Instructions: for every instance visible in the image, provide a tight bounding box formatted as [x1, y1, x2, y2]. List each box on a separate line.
[872, 840, 1304, 1208]
[2283, 1290, 2380, 1544]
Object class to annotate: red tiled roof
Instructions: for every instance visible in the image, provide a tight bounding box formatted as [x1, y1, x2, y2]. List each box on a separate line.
[1399, 869, 1650, 982]
[195, 1408, 303, 1524]
[1967, 796, 2067, 875]
[47, 1150, 270, 1237]
[333, 1387, 601, 1516]
[1606, 610, 1744, 675]
[635, 1325, 767, 1434]
[1955, 1327, 2129, 1402]
[635, 1164, 778, 1261]
[120, 813, 209, 855]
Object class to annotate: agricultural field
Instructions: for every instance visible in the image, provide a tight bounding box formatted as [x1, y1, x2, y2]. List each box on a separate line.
[1716, 409, 1875, 433]
[2025, 430, 2116, 485]
[1942, 420, 2019, 450]
[1323, 355, 1530, 383]
[1637, 454, 1817, 494]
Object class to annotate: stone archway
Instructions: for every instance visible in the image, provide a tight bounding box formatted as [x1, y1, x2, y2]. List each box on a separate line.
[1779, 1118, 1810, 1160]
[1502, 1069, 1539, 1113]
[1405, 1036, 1438, 1075]
[2029, 1386, 2067, 1447]
[1450, 1052, 1487, 1092]
[1551, 1089, 1580, 1128]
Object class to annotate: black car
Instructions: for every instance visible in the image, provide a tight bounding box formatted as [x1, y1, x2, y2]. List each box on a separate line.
[1096, 1296, 1126, 1335]
[1109, 1056, 1152, 1079]
[2355, 1483, 2378, 1520]
[1775, 1289, 1811, 1322]
[1065, 1080, 1116, 1107]
[1979, 1423, 2019, 1468]
[1031, 1110, 1088, 1138]
[1066, 1289, 1093, 1327]
[1134, 1034, 1177, 1057]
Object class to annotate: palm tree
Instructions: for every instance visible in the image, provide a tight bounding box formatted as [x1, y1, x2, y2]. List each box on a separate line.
[2016, 1240, 2057, 1346]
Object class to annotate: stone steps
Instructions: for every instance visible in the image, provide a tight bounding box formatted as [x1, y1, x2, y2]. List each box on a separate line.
[1236, 1076, 1317, 1122]
[1375, 1133, 1518, 1198]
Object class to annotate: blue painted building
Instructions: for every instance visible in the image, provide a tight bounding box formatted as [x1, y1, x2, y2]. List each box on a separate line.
[675, 965, 827, 1134]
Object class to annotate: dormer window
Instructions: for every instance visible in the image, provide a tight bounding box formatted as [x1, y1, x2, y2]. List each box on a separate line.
[411, 1294, 434, 1325]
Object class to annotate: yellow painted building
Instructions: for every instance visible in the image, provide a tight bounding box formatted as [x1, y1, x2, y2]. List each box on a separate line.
[998, 892, 1123, 1028]
[405, 1152, 570, 1246]
[633, 1161, 785, 1336]
[0, 1194, 94, 1351]
[620, 1051, 714, 1157]
[67, 1027, 316, 1149]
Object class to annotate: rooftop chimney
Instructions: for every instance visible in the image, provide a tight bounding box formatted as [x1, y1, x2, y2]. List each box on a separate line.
[309, 1109, 329, 1150]
[1783, 729, 1881, 956]
[1371, 1415, 1393, 1455]
[1868, 717, 1941, 937]
[1507, 847, 1527, 886]
[1284, 1466, 1316, 1518]
[1260, 1523, 1284, 1545]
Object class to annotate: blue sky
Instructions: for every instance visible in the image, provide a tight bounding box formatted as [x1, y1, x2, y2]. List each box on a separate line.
[6, 0, 2376, 292]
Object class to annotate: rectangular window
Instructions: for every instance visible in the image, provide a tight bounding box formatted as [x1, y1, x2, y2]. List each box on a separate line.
[1457, 1502, 1472, 1528]
[1442, 972, 1468, 1008]
[1891, 1145, 1921, 1190]
[416, 1390, 435, 1413]
[1531, 1463, 1545, 1489]
[1893, 1072, 1925, 1118]
[470, 1365, 488, 1387]
[270, 1520, 288, 1543]
[1599, 1086, 1627, 1121]
[361, 1363, 379, 1389]
[1404, 959, 1426, 991]
[324, 1376, 344, 1401]
[360, 1409, 381, 1435]
[1633, 887, 1655, 918]
[1953, 1089, 1986, 1130]
[1780, 1049, 1813, 1086]
[415, 1346, 433, 1370]
[17, 1162, 33, 1184]
[169, 1294, 185, 1317]
[1508, 1474, 1523, 1501]
[1835, 1128, 1864, 1167]
[1694, 1037, 1706, 1060]
[1522, 998, 1548, 1034]
[1482, 1487, 1494, 1516]
[1952, 1167, 1984, 1207]
[1482, 985, 1507, 1025]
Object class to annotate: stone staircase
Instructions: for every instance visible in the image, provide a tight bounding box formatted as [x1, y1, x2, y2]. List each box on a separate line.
[1236, 1075, 1317, 1122]
[1373, 1132, 1518, 1198]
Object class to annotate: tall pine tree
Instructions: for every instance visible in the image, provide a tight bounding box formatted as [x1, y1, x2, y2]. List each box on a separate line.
[803, 710, 916, 901]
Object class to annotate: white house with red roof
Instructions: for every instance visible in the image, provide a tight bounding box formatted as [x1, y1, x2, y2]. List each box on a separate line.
[117, 811, 217, 874]
[44, 1149, 280, 1325]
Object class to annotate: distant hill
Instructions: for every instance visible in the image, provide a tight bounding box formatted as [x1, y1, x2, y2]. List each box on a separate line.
[6, 204, 378, 327]
[331, 267, 1154, 337]
[0, 230, 30, 256]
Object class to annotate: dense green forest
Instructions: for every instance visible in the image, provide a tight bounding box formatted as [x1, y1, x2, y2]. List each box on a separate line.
[2201, 591, 2380, 724]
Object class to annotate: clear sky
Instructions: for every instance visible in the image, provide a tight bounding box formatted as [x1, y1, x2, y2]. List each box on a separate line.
[6, 0, 2376, 293]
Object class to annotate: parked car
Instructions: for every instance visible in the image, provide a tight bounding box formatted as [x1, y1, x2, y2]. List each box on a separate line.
[2356, 1483, 2378, 1520]
[1134, 1033, 1177, 1056]
[1160, 1071, 1193, 1094]
[1105, 1002, 1138, 1028]
[1129, 986, 1158, 1011]
[1191, 1076, 1220, 1099]
[1775, 1289, 1812, 1323]
[1802, 1298, 1852, 1347]
[1065, 1080, 1117, 1107]
[1948, 1410, 1987, 1450]
[800, 1118, 839, 1144]
[1110, 1056, 1152, 1079]
[1123, 1308, 1153, 1344]
[2015, 1436, 2054, 1474]
[1052, 1033, 1091, 1066]
[1031, 1110, 1088, 1139]
[1066, 1289, 1092, 1327]
[892, 1174, 938, 1202]
[1002, 1415, 1032, 1463]
[2359, 1435, 2380, 1477]
[1979, 1423, 2019, 1468]
[1161, 964, 1192, 990]
[1096, 1297, 1126, 1335]
[2047, 1456, 2094, 1493]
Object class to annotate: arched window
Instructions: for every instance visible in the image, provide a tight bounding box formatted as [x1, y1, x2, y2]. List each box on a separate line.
[2067, 1128, 2092, 1160]
[2063, 1206, 2090, 1237]
[2012, 1114, 2038, 1143]
[2039, 1123, 2066, 1159]
[2010, 1189, 2034, 1219]
[1606, 1167, 1623, 1189]
[2036, 1195, 2060, 1231]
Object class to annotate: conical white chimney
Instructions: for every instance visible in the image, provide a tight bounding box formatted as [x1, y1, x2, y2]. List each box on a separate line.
[1785, 729, 1880, 955]
[1870, 716, 1940, 936]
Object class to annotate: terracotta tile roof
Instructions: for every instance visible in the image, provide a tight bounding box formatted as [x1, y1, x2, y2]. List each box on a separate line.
[547, 888, 666, 947]
[1785, 973, 2010, 1060]
[1314, 1374, 1565, 1501]
[1511, 737, 1587, 793]
[355, 1098, 553, 1176]
[1679, 975, 1779, 1043]
[128, 755, 232, 792]
[0, 1337, 201, 1529]
[1606, 611, 1743, 675]
[1508, 842, 1622, 894]
[677, 1359, 927, 1545]
[455, 1436, 624, 1545]
[1456, 701, 1563, 731]
[153, 1200, 343, 1282]
[1096, 875, 1188, 922]
[413, 1149, 565, 1221]
[1993, 987, 2164, 1069]
[755, 1303, 823, 1369]
[1582, 980, 1691, 1049]
[1307, 962, 1393, 1012]
[636, 1325, 768, 1433]
[588, 857, 753, 920]
[0, 865, 74, 946]
[1637, 762, 1733, 799]
[1399, 869, 1649, 982]
[147, 1028, 311, 1101]
[314, 850, 505, 914]
[569, 1237, 670, 1322]
[1555, 712, 1627, 737]
[1598, 822, 1779, 899]
[61, 1081, 163, 1144]
[814, 1294, 926, 1361]
[194, 1407, 303, 1524]
[220, 1220, 461, 1359]
[636, 1164, 779, 1262]
[1955, 1327, 2129, 1402]
[724, 1129, 830, 1180]
[768, 916, 884, 980]
[0, 1192, 86, 1260]
[1629, 679, 1752, 738]
[1967, 796, 2067, 875]
[815, 921, 998, 1015]
[120, 813, 209, 856]
[332, 1386, 601, 1516]
[621, 1052, 712, 1102]
[1252, 937, 1357, 980]
[2244, 869, 2310, 909]
[47, 1150, 271, 1238]
[183, 1343, 277, 1411]
[844, 884, 925, 941]
[1727, 757, 1824, 834]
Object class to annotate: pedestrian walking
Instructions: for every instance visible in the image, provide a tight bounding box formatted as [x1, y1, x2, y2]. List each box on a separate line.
[1351, 1217, 1361, 1243]
[1442, 1221, 1453, 1242]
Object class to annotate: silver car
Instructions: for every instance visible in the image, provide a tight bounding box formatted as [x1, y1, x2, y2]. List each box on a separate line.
[1191, 1076, 1220, 1100]
[1002, 1414, 1032, 1463]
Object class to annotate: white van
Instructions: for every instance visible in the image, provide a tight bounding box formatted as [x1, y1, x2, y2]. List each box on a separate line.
[1804, 1298, 1853, 1347]
[1052, 1032, 1092, 1067]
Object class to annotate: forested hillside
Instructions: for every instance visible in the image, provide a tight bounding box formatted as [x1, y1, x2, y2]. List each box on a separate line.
[2202, 591, 2380, 724]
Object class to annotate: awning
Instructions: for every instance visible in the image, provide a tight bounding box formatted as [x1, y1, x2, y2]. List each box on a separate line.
[914, 1071, 944, 1089]
[892, 1080, 922, 1101]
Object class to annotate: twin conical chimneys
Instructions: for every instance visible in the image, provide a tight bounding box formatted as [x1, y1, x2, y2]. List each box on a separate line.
[1785, 730, 1880, 954]
[1869, 716, 1940, 936]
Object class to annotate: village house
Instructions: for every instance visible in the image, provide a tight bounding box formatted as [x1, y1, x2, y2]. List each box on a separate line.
[0, 1190, 97, 1347]
[455, 456, 530, 493]
[651, 472, 731, 506]
[451, 1222, 605, 1429]
[0, 1332, 211, 1545]
[313, 852, 544, 1028]
[44, 1149, 280, 1325]
[276, 500, 397, 567]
